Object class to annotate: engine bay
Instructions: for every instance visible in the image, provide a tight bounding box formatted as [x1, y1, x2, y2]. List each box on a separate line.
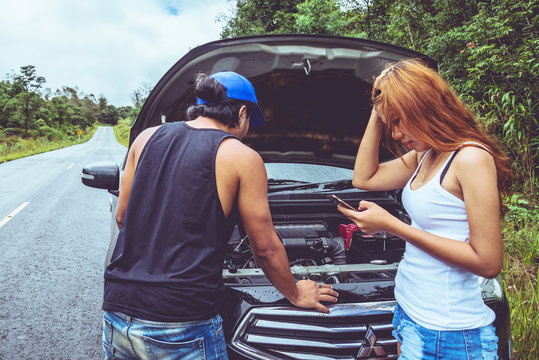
[222, 210, 406, 285]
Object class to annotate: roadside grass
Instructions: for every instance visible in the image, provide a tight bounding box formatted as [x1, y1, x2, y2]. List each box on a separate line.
[502, 195, 539, 359]
[0, 125, 99, 163]
[112, 117, 132, 148]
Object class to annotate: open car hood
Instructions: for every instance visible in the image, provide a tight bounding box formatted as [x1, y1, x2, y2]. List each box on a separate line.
[131, 34, 436, 168]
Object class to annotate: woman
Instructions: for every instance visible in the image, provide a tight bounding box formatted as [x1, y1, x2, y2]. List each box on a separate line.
[338, 60, 512, 359]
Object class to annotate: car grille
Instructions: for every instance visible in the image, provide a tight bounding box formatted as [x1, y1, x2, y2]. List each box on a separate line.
[230, 301, 398, 360]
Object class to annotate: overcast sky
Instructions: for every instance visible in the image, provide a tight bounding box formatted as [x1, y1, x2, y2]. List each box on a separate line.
[0, 0, 232, 106]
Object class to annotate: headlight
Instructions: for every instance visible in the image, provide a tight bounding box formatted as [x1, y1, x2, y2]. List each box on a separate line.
[479, 276, 504, 302]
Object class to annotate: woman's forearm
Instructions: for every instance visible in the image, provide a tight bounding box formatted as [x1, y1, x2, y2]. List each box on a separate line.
[388, 219, 502, 278]
[352, 109, 384, 188]
[339, 202, 503, 279]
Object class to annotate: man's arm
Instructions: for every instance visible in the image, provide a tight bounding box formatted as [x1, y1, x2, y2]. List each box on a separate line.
[217, 140, 338, 312]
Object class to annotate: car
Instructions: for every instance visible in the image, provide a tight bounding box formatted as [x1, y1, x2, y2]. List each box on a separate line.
[81, 34, 512, 359]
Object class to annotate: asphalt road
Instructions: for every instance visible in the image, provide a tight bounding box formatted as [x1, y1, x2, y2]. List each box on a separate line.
[0, 127, 126, 359]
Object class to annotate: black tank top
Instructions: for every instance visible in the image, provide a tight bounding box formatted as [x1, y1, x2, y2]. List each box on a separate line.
[103, 122, 238, 321]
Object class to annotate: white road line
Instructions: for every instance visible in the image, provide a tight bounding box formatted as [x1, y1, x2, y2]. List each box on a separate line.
[67, 163, 74, 170]
[0, 202, 30, 229]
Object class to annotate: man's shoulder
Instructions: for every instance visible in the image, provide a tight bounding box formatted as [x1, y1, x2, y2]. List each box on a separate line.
[135, 125, 162, 145]
[218, 138, 262, 164]
[220, 137, 257, 154]
[131, 125, 162, 153]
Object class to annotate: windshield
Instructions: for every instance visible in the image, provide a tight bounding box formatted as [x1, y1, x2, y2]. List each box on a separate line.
[265, 163, 354, 183]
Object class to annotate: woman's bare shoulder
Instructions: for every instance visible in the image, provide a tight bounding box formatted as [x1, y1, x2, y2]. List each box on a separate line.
[454, 145, 494, 165]
[452, 145, 496, 179]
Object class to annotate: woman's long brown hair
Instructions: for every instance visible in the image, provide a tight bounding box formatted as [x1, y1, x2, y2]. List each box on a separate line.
[372, 59, 512, 196]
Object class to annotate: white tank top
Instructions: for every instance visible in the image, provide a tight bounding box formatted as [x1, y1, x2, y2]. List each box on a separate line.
[396, 144, 495, 330]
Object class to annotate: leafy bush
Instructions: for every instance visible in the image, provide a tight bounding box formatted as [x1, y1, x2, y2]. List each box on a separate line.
[430, 0, 539, 197]
[39, 125, 65, 141]
[502, 192, 538, 359]
[3, 127, 26, 137]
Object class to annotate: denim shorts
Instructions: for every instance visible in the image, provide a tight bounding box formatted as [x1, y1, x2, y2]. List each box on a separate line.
[103, 311, 228, 360]
[392, 303, 498, 360]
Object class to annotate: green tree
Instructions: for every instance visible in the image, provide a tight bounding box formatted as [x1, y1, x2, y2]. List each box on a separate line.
[49, 95, 72, 128]
[117, 106, 133, 120]
[96, 96, 119, 125]
[5, 66, 46, 136]
[81, 95, 100, 126]
[423, 0, 538, 195]
[384, 0, 436, 51]
[220, 0, 302, 38]
[130, 83, 152, 108]
[294, 0, 354, 35]
[220, 0, 367, 38]
[0, 80, 15, 128]
[1, 64, 128, 144]
[472, 1, 537, 194]
[100, 104, 119, 125]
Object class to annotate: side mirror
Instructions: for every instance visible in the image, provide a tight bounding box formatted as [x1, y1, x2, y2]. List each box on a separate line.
[81, 161, 119, 191]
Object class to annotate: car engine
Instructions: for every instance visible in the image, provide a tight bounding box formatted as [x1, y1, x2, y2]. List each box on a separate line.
[223, 218, 405, 285]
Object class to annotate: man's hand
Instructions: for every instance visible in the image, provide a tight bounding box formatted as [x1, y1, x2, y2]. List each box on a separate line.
[290, 280, 339, 313]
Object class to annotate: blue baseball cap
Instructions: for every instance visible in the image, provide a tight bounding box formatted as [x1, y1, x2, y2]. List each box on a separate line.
[196, 71, 265, 126]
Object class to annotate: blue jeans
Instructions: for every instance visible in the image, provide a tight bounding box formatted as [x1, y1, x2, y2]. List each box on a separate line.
[392, 303, 498, 359]
[103, 311, 228, 360]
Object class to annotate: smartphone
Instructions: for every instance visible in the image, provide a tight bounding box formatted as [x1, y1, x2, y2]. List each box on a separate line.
[329, 194, 359, 212]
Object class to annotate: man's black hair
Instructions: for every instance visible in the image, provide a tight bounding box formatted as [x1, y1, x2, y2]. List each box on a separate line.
[186, 73, 255, 127]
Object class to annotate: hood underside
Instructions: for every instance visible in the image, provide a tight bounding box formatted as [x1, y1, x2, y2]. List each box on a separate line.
[132, 34, 436, 167]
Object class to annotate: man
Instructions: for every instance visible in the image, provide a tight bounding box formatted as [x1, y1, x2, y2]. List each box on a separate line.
[102, 71, 338, 359]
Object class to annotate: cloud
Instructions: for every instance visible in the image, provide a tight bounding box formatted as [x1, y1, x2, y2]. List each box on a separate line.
[0, 0, 232, 106]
